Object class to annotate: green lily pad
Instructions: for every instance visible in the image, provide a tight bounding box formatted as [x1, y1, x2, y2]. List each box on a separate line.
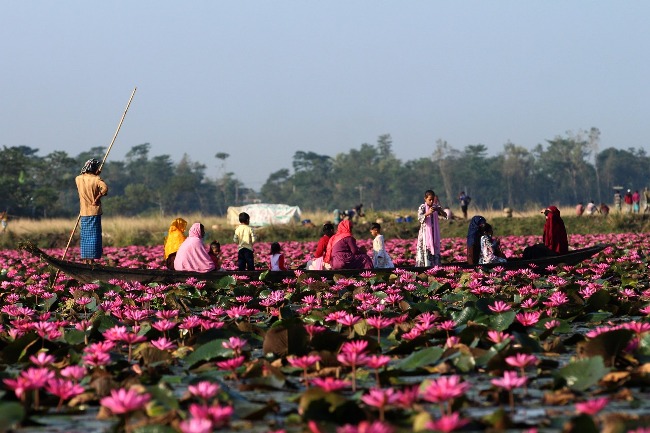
[395, 346, 444, 372]
[555, 355, 609, 391]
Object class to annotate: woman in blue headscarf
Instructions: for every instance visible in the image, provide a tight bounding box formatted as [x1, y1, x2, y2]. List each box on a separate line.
[466, 215, 486, 264]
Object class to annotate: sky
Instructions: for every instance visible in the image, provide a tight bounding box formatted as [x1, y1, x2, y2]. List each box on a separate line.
[2, 1, 649, 190]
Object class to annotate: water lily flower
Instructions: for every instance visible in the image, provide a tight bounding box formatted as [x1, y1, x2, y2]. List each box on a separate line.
[336, 421, 394, 433]
[178, 417, 213, 433]
[311, 377, 351, 392]
[188, 381, 220, 401]
[425, 412, 470, 433]
[361, 388, 399, 421]
[575, 397, 609, 415]
[489, 301, 512, 313]
[100, 387, 151, 415]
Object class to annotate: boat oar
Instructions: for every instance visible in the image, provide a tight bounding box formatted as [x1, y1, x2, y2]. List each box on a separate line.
[54, 87, 137, 284]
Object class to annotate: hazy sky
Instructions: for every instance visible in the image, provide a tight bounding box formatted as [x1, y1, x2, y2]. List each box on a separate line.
[2, 1, 649, 189]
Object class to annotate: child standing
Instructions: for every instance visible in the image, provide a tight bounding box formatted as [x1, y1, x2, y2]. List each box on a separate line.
[233, 212, 255, 270]
[478, 223, 507, 264]
[208, 241, 222, 270]
[416, 190, 447, 266]
[370, 223, 393, 268]
[269, 242, 288, 271]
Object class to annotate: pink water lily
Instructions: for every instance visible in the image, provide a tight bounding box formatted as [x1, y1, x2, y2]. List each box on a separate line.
[575, 397, 609, 415]
[100, 387, 151, 415]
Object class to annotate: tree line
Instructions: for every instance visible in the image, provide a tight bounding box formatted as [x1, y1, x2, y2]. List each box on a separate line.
[1, 128, 647, 218]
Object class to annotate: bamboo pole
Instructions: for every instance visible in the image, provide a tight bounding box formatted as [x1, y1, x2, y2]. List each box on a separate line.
[59, 87, 137, 265]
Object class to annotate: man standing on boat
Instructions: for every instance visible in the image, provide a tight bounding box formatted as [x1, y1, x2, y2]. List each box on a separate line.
[75, 159, 108, 264]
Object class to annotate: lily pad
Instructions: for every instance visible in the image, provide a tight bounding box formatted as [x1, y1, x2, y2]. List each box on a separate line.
[395, 346, 444, 372]
[555, 355, 609, 391]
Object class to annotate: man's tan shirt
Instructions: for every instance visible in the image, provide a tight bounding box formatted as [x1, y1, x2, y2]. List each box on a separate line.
[75, 173, 108, 216]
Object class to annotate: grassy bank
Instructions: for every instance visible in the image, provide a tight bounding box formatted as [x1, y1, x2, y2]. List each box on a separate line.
[1, 208, 648, 249]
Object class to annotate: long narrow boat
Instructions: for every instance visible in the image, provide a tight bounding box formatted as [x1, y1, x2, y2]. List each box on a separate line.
[20, 242, 608, 284]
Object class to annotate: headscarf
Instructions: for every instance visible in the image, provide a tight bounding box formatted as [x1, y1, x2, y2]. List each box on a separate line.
[164, 217, 187, 259]
[324, 220, 353, 263]
[467, 215, 486, 248]
[543, 206, 568, 254]
[173, 223, 215, 272]
[81, 159, 101, 175]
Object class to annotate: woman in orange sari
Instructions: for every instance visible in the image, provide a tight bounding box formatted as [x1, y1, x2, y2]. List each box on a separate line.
[164, 218, 188, 269]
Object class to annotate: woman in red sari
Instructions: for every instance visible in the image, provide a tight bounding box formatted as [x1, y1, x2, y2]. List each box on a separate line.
[324, 220, 373, 270]
[542, 205, 568, 254]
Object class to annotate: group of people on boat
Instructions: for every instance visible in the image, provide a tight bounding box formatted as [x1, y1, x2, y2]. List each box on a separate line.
[73, 156, 569, 273]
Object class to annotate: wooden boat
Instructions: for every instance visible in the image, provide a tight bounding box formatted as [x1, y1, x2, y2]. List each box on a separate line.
[20, 242, 608, 285]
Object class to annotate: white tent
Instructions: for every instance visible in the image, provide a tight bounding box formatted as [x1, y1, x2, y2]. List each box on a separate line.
[226, 203, 302, 227]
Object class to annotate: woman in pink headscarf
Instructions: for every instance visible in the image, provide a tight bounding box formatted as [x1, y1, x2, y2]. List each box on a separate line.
[324, 220, 373, 270]
[173, 223, 216, 272]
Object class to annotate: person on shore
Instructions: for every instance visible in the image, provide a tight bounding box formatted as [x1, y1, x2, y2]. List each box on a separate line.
[174, 223, 215, 273]
[614, 190, 622, 212]
[478, 223, 507, 264]
[459, 191, 471, 219]
[234, 212, 255, 271]
[269, 242, 288, 271]
[624, 189, 633, 213]
[208, 240, 222, 270]
[307, 222, 335, 270]
[632, 190, 641, 213]
[575, 202, 584, 216]
[416, 189, 447, 266]
[75, 159, 108, 264]
[599, 203, 610, 216]
[370, 222, 393, 268]
[163, 217, 188, 269]
[0, 211, 8, 234]
[466, 215, 487, 265]
[324, 220, 373, 270]
[644, 187, 650, 213]
[585, 201, 597, 216]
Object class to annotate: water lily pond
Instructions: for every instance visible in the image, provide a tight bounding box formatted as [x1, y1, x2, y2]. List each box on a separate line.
[1, 233, 649, 433]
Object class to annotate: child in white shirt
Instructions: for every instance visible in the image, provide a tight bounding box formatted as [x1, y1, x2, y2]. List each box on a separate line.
[370, 223, 393, 268]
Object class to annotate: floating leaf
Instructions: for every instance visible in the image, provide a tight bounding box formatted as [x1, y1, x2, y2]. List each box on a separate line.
[0, 402, 24, 431]
[395, 346, 444, 372]
[488, 310, 516, 332]
[184, 339, 231, 368]
[555, 356, 609, 391]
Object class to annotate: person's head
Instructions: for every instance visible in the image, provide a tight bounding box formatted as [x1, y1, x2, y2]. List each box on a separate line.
[543, 206, 560, 218]
[170, 217, 187, 232]
[210, 241, 220, 254]
[80, 158, 101, 175]
[270, 242, 282, 255]
[480, 223, 493, 236]
[370, 222, 381, 237]
[189, 222, 205, 238]
[239, 212, 250, 225]
[322, 222, 335, 236]
[424, 190, 436, 206]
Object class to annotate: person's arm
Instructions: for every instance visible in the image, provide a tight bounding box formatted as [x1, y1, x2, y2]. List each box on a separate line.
[279, 254, 287, 270]
[250, 227, 256, 244]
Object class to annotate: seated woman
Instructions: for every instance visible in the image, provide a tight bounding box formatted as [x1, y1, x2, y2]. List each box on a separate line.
[324, 220, 373, 270]
[307, 222, 335, 270]
[173, 223, 216, 273]
[523, 206, 569, 259]
[164, 218, 187, 269]
[466, 215, 487, 264]
[543, 206, 568, 254]
[478, 223, 507, 264]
